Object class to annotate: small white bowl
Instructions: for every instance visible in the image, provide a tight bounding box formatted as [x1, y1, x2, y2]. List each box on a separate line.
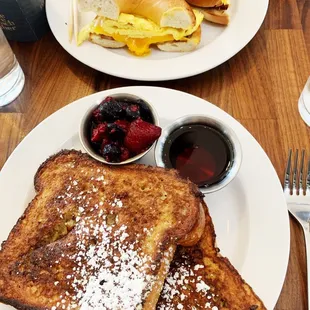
[154, 115, 242, 194]
[79, 93, 160, 165]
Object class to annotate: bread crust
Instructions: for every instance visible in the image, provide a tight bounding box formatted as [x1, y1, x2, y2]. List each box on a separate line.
[186, 0, 226, 7]
[0, 150, 203, 310]
[177, 202, 205, 246]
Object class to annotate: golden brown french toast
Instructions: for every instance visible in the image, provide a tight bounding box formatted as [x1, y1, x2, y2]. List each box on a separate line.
[157, 201, 267, 310]
[0, 150, 204, 310]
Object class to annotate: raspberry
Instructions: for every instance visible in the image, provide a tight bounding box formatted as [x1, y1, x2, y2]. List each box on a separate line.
[104, 96, 113, 102]
[91, 123, 108, 143]
[120, 147, 130, 161]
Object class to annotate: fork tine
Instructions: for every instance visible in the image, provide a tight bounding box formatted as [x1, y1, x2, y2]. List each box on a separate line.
[307, 155, 310, 195]
[284, 149, 292, 194]
[293, 149, 299, 195]
[299, 150, 305, 195]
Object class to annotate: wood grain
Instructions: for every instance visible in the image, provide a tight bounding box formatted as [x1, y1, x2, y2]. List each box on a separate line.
[0, 1, 310, 309]
[0, 114, 24, 168]
[265, 0, 302, 30]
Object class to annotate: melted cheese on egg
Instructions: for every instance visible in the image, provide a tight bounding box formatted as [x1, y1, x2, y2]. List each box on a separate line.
[78, 9, 204, 56]
[110, 34, 174, 56]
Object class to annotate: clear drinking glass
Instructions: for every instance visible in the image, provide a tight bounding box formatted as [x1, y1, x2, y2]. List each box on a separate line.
[0, 27, 25, 107]
[298, 76, 310, 126]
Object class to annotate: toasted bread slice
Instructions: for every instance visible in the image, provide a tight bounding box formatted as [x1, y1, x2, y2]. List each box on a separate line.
[0, 150, 204, 310]
[157, 201, 267, 310]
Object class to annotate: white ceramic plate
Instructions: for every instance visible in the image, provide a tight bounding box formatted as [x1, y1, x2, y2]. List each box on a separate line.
[298, 77, 310, 126]
[0, 87, 288, 309]
[45, 0, 269, 81]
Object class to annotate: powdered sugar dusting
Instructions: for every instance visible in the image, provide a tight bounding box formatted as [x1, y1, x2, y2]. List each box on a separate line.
[50, 168, 158, 309]
[52, 213, 156, 309]
[69, 219, 154, 309]
[158, 250, 219, 310]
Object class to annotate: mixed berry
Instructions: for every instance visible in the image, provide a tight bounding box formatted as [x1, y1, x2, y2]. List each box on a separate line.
[89, 96, 162, 163]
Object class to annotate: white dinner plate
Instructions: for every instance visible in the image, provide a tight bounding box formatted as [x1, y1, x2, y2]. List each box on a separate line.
[298, 77, 310, 126]
[0, 87, 288, 309]
[45, 0, 269, 81]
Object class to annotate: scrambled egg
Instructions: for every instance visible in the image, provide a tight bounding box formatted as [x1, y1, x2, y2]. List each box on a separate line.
[78, 9, 204, 56]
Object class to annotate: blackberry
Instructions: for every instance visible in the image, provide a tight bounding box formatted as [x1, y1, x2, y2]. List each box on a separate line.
[136, 99, 153, 123]
[98, 98, 124, 121]
[126, 104, 140, 120]
[107, 123, 125, 141]
[101, 144, 121, 163]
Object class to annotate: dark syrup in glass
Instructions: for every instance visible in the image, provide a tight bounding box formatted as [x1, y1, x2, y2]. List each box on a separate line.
[163, 125, 233, 186]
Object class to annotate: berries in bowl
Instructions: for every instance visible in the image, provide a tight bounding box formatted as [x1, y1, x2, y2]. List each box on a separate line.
[79, 94, 162, 165]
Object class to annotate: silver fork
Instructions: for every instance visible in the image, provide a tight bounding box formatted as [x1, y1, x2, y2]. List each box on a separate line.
[284, 149, 310, 309]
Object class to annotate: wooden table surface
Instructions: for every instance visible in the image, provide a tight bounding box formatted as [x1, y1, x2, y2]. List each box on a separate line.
[1, 1, 310, 309]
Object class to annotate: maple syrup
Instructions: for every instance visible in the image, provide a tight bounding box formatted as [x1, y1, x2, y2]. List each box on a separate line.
[162, 124, 233, 187]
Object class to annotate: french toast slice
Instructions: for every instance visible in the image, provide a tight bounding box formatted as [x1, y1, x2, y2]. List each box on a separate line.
[0, 150, 204, 310]
[157, 201, 267, 310]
